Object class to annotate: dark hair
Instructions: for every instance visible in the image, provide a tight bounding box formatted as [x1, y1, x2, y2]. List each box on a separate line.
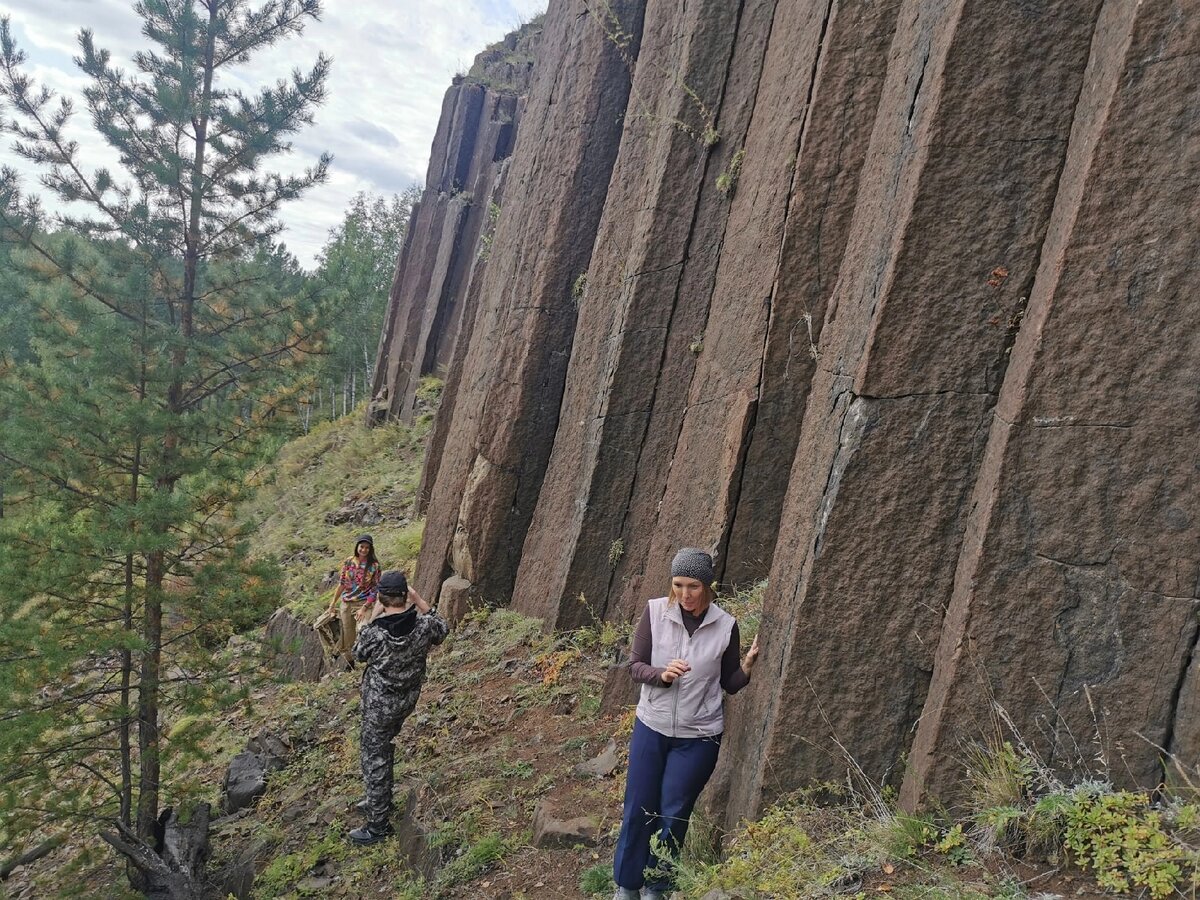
[353, 537, 378, 570]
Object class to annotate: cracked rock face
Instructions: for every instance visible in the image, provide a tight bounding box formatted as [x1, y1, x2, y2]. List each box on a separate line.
[374, 0, 1199, 822]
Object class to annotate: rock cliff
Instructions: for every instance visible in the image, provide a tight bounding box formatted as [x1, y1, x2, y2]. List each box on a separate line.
[371, 0, 1199, 821]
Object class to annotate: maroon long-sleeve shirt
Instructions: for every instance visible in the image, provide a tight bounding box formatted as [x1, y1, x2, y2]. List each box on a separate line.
[628, 604, 750, 693]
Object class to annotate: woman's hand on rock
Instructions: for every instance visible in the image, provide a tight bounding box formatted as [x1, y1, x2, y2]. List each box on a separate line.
[661, 658, 691, 684]
[742, 634, 760, 674]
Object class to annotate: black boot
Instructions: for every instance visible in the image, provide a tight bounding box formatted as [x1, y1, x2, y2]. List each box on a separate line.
[347, 822, 393, 845]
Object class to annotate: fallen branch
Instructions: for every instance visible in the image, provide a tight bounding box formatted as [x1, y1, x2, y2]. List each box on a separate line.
[0, 835, 64, 880]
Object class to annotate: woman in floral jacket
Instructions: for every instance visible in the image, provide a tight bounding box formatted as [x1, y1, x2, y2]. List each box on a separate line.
[327, 534, 381, 664]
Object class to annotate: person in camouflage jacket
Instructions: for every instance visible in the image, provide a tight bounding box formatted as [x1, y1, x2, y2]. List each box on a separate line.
[348, 569, 448, 845]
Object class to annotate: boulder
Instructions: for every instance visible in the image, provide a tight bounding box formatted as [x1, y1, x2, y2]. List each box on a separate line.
[263, 607, 329, 683]
[395, 783, 442, 882]
[323, 498, 383, 526]
[438, 575, 475, 627]
[599, 662, 640, 717]
[574, 738, 619, 779]
[530, 800, 601, 848]
[222, 732, 290, 814]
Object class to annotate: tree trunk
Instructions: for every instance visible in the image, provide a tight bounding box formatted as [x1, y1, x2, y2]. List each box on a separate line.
[136, 550, 164, 841]
[102, 804, 211, 900]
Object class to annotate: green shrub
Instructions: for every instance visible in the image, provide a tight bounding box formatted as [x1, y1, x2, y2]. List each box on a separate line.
[716, 148, 746, 194]
[1062, 785, 1188, 898]
[580, 862, 614, 896]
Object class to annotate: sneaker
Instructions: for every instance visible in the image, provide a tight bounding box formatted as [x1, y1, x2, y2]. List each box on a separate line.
[640, 890, 666, 900]
[347, 823, 393, 845]
[612, 889, 639, 900]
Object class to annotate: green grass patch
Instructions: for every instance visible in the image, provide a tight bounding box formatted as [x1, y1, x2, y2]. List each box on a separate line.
[236, 406, 431, 616]
[580, 861, 614, 896]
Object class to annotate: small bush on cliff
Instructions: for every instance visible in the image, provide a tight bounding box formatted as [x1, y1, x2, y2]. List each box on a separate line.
[716, 148, 746, 195]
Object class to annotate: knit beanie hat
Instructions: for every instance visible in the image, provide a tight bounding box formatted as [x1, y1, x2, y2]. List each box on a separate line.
[671, 548, 715, 587]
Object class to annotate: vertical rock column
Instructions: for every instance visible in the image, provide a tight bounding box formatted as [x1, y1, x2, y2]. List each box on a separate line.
[722, 0, 1108, 826]
[370, 83, 484, 423]
[512, 0, 778, 629]
[369, 24, 540, 426]
[415, 157, 514, 515]
[643, 0, 903, 600]
[414, 0, 647, 606]
[902, 1, 1200, 807]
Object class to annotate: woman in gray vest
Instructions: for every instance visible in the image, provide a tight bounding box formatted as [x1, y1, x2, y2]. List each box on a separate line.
[613, 548, 759, 900]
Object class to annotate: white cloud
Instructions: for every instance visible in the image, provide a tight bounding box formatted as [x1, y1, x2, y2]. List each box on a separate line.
[0, 0, 546, 266]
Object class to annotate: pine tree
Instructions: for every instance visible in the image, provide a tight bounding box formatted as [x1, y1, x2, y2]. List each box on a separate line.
[0, 1, 330, 890]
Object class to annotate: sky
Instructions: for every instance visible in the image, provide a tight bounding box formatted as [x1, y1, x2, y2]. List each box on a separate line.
[0, 0, 546, 267]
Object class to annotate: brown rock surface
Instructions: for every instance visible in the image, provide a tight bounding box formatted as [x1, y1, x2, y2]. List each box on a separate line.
[263, 608, 329, 682]
[368, 22, 540, 427]
[721, 0, 1111, 825]
[414, 0, 647, 605]
[415, 158, 514, 515]
[901, 1, 1200, 808]
[642, 0, 904, 604]
[512, 0, 777, 628]
[377, 0, 1197, 830]
[438, 574, 475, 627]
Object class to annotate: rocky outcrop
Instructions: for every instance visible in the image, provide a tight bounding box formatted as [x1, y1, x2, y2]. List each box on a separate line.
[899, 0, 1200, 807]
[263, 608, 328, 682]
[721, 0, 1116, 822]
[367, 21, 541, 426]
[222, 732, 291, 814]
[413, 0, 647, 608]
[378, 0, 1199, 822]
[511, 0, 778, 628]
[530, 799, 601, 848]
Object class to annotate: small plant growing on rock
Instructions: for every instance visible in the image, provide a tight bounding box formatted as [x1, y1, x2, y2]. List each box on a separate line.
[607, 538, 624, 565]
[572, 272, 588, 303]
[716, 148, 746, 194]
[589, 0, 719, 149]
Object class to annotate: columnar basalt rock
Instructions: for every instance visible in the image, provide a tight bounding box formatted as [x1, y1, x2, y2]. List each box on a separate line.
[413, 0, 648, 606]
[721, 0, 1113, 826]
[381, 0, 1197, 826]
[511, 0, 779, 629]
[368, 24, 540, 426]
[415, 158, 513, 515]
[641, 0, 904, 605]
[900, 1, 1200, 808]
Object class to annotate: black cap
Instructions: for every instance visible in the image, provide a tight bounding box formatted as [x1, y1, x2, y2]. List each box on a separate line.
[378, 570, 408, 598]
[356, 534, 374, 548]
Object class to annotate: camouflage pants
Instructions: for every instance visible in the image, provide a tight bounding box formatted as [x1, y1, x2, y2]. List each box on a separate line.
[360, 689, 420, 827]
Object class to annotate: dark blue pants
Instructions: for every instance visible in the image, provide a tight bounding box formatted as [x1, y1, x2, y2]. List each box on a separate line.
[613, 718, 722, 891]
